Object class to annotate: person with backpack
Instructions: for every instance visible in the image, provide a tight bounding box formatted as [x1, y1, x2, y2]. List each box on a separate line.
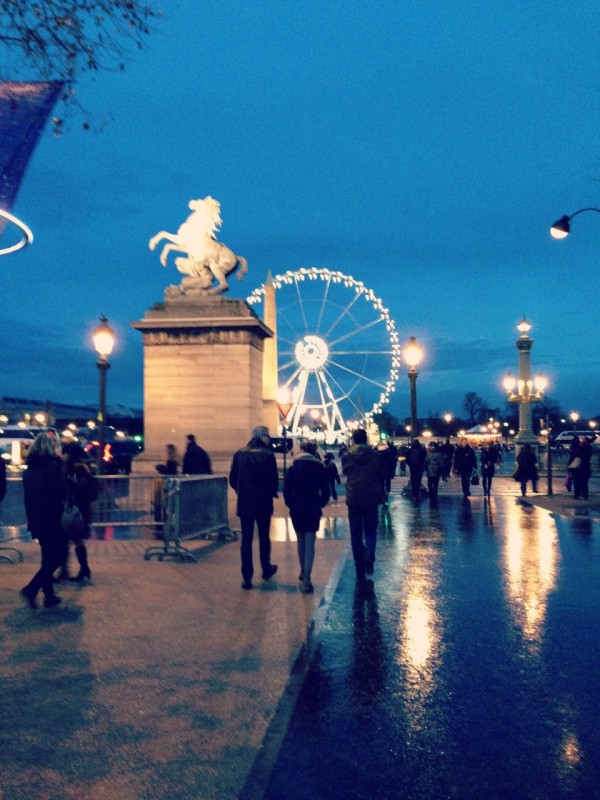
[424, 442, 445, 503]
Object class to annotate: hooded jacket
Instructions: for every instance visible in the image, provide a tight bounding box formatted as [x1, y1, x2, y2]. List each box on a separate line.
[342, 443, 385, 508]
[284, 453, 330, 531]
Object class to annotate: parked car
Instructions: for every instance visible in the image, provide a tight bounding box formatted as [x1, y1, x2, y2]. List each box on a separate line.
[84, 439, 143, 474]
[0, 425, 59, 466]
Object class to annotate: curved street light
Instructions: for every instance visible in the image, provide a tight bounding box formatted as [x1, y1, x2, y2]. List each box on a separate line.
[550, 207, 600, 239]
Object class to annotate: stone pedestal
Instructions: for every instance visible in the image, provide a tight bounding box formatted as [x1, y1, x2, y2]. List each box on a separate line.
[131, 296, 273, 475]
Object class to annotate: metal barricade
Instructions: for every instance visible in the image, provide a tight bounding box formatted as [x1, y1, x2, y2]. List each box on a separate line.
[144, 475, 236, 562]
[92, 475, 157, 528]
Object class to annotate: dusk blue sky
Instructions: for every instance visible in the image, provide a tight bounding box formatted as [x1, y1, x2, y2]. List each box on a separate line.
[2, 1, 600, 422]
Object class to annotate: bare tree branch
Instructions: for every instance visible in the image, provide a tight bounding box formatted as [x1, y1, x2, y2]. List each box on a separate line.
[0, 1, 162, 130]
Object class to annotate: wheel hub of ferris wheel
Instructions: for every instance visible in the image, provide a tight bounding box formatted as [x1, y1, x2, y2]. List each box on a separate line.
[247, 267, 401, 440]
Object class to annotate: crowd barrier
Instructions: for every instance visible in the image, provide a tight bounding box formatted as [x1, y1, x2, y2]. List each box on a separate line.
[144, 475, 236, 562]
[1, 475, 235, 562]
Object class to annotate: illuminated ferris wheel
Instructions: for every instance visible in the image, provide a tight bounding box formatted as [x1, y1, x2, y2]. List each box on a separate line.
[247, 267, 401, 440]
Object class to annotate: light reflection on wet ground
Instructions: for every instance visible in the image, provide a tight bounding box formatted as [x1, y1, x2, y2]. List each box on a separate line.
[262, 495, 600, 800]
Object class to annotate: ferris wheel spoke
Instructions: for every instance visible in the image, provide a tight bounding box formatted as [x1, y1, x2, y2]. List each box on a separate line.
[328, 358, 389, 390]
[277, 309, 304, 345]
[332, 350, 394, 356]
[315, 272, 332, 334]
[322, 292, 362, 340]
[279, 356, 300, 372]
[294, 277, 310, 333]
[329, 316, 385, 348]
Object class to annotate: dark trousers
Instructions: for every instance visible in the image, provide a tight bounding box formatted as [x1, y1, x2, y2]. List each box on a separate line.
[25, 534, 69, 599]
[459, 470, 471, 497]
[427, 475, 440, 501]
[348, 504, 379, 578]
[482, 467, 495, 495]
[572, 470, 589, 499]
[239, 512, 272, 581]
[409, 467, 424, 499]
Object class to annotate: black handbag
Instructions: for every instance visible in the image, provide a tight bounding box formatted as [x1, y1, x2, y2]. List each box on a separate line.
[470, 470, 480, 486]
[61, 496, 85, 537]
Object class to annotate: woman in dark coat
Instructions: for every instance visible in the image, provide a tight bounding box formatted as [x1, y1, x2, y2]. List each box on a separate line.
[62, 441, 98, 582]
[515, 443, 538, 496]
[20, 432, 67, 609]
[284, 441, 330, 593]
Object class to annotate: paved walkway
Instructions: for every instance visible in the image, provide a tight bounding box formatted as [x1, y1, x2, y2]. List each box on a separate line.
[0, 475, 598, 799]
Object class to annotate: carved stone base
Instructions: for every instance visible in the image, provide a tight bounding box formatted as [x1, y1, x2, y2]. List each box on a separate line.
[131, 297, 273, 475]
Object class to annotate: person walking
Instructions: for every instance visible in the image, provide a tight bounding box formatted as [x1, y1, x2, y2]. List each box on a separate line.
[229, 426, 279, 590]
[398, 444, 409, 477]
[182, 434, 212, 475]
[440, 438, 454, 481]
[406, 439, 426, 500]
[165, 443, 179, 475]
[62, 441, 97, 583]
[453, 437, 477, 499]
[572, 436, 592, 500]
[20, 432, 67, 609]
[424, 442, 444, 503]
[376, 440, 398, 498]
[514, 442, 538, 496]
[284, 441, 330, 593]
[342, 428, 385, 588]
[480, 441, 501, 498]
[323, 452, 341, 501]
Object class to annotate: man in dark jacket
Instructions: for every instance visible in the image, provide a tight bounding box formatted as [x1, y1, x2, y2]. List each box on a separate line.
[182, 434, 212, 475]
[342, 428, 385, 587]
[406, 439, 426, 500]
[229, 426, 279, 590]
[453, 437, 477, 499]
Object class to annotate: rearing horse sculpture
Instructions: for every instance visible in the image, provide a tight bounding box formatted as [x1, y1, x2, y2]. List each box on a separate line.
[149, 197, 248, 295]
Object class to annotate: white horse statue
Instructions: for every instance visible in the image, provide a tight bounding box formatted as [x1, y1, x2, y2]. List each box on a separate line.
[149, 197, 248, 296]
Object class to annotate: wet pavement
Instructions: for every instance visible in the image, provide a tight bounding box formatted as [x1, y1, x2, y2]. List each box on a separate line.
[1, 476, 600, 799]
[249, 493, 600, 800]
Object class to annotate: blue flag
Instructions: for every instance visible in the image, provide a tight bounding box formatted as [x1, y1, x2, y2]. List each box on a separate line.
[0, 81, 64, 235]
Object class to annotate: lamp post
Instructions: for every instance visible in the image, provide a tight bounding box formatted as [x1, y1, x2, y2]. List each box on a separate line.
[93, 316, 115, 474]
[503, 318, 547, 462]
[550, 207, 600, 239]
[403, 336, 423, 443]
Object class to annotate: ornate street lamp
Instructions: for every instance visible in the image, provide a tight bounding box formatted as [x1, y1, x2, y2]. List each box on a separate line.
[403, 336, 423, 443]
[503, 318, 547, 461]
[93, 316, 115, 474]
[550, 207, 600, 239]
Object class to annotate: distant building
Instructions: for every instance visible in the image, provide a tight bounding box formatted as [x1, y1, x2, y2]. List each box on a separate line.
[0, 395, 142, 433]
